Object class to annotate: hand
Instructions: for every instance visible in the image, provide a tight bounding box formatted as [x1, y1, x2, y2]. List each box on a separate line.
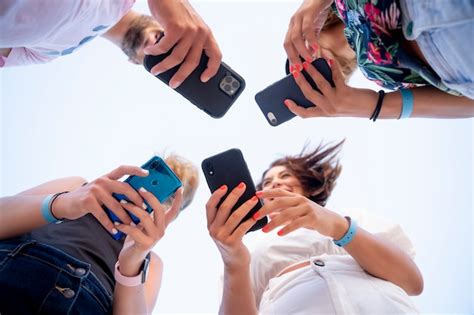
[145, 0, 222, 88]
[252, 189, 348, 238]
[285, 58, 377, 118]
[52, 165, 149, 235]
[284, 0, 333, 68]
[206, 183, 258, 270]
[116, 187, 183, 276]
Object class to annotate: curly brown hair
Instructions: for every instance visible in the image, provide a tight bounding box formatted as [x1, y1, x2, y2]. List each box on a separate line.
[256, 140, 344, 206]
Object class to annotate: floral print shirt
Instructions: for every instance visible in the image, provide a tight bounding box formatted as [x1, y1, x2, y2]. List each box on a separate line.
[334, 0, 460, 95]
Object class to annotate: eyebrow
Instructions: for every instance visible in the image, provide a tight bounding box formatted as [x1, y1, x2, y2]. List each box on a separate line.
[263, 170, 288, 183]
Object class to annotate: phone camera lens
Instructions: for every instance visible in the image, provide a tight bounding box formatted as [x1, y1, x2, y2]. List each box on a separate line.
[219, 75, 240, 97]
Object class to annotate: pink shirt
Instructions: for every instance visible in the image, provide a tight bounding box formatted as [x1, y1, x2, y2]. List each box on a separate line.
[0, 0, 135, 67]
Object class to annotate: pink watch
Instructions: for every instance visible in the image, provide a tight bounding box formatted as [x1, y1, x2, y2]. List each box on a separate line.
[114, 253, 151, 287]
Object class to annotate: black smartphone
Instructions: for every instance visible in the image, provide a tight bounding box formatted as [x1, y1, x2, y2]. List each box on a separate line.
[201, 148, 268, 233]
[255, 58, 334, 126]
[143, 34, 245, 118]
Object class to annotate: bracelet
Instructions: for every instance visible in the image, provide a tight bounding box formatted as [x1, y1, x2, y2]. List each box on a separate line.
[114, 253, 151, 287]
[50, 191, 68, 220]
[333, 216, 358, 247]
[40, 191, 68, 223]
[369, 90, 385, 121]
[399, 89, 414, 119]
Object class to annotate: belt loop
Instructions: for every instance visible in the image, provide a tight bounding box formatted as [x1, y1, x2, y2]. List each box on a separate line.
[7, 240, 37, 257]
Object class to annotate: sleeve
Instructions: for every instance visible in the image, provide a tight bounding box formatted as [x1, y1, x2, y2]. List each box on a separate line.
[1, 47, 54, 67]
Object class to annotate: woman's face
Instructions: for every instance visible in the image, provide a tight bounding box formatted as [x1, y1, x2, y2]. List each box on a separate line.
[261, 165, 306, 203]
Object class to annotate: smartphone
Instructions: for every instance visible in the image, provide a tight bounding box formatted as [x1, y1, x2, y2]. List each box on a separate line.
[143, 34, 245, 118]
[201, 148, 267, 233]
[105, 156, 182, 240]
[255, 58, 334, 126]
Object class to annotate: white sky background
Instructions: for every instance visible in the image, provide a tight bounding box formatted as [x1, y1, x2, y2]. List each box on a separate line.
[1, 1, 473, 314]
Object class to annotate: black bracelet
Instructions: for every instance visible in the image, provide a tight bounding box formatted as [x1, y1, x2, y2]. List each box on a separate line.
[50, 191, 69, 220]
[369, 90, 385, 122]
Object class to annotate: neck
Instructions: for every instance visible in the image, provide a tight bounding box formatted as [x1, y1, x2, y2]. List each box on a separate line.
[102, 10, 139, 47]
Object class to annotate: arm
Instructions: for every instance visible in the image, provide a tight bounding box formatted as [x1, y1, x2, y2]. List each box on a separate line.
[254, 189, 424, 296]
[0, 166, 148, 240]
[206, 184, 258, 315]
[285, 57, 474, 119]
[112, 188, 183, 314]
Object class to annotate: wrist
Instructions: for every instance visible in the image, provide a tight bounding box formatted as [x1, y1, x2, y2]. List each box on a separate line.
[51, 193, 68, 220]
[340, 88, 377, 118]
[224, 262, 250, 275]
[330, 213, 350, 240]
[118, 253, 149, 277]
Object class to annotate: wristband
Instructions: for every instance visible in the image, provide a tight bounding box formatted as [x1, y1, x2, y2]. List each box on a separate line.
[399, 89, 414, 119]
[333, 216, 357, 247]
[114, 253, 151, 287]
[41, 194, 57, 223]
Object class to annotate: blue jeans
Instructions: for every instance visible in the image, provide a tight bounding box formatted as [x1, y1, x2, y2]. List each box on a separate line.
[0, 239, 112, 315]
[399, 0, 474, 99]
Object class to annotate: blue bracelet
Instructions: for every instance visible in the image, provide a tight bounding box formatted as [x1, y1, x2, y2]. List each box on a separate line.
[333, 216, 357, 247]
[41, 194, 57, 223]
[399, 89, 414, 119]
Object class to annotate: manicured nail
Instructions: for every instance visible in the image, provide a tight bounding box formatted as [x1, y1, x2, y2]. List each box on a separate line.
[290, 65, 295, 73]
[312, 43, 319, 52]
[284, 100, 291, 107]
[277, 229, 284, 236]
[292, 71, 299, 79]
[295, 64, 302, 72]
[252, 212, 260, 220]
[170, 81, 181, 89]
[328, 59, 334, 67]
[112, 228, 118, 234]
[251, 195, 258, 201]
[142, 203, 147, 210]
[302, 62, 309, 70]
[151, 70, 161, 76]
[114, 222, 120, 226]
[220, 185, 227, 190]
[139, 187, 148, 193]
[201, 75, 210, 83]
[120, 199, 128, 204]
[238, 182, 245, 189]
[262, 225, 269, 233]
[256, 191, 263, 198]
[141, 169, 149, 175]
[305, 56, 312, 63]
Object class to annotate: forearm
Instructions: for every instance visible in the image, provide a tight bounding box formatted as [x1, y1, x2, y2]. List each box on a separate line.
[220, 265, 258, 315]
[334, 220, 423, 295]
[345, 86, 474, 119]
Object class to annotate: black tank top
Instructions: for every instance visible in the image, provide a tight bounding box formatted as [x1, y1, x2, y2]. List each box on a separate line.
[27, 214, 124, 294]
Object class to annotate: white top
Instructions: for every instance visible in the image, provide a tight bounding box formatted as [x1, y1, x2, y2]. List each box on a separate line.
[247, 209, 418, 314]
[0, 0, 135, 67]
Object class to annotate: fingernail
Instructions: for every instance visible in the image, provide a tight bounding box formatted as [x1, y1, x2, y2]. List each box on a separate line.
[120, 199, 128, 204]
[201, 76, 210, 83]
[151, 70, 161, 76]
[292, 71, 299, 79]
[284, 99, 291, 107]
[328, 59, 334, 67]
[295, 64, 302, 72]
[312, 43, 319, 52]
[112, 228, 118, 234]
[220, 185, 227, 190]
[277, 229, 284, 236]
[302, 62, 309, 70]
[252, 211, 260, 220]
[256, 191, 263, 198]
[142, 203, 147, 210]
[114, 221, 120, 226]
[262, 225, 269, 233]
[238, 182, 245, 189]
[142, 169, 149, 175]
[305, 57, 312, 63]
[251, 195, 258, 201]
[290, 65, 295, 73]
[170, 81, 181, 89]
[139, 187, 148, 193]
[131, 222, 136, 227]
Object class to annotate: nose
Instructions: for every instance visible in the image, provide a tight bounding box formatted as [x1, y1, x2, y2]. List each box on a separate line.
[270, 179, 282, 189]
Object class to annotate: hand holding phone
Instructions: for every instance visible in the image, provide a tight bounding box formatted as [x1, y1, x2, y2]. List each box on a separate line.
[144, 34, 245, 118]
[202, 149, 268, 233]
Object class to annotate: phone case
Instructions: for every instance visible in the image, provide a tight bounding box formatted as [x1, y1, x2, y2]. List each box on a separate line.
[106, 156, 182, 240]
[201, 148, 268, 233]
[143, 35, 245, 118]
[255, 58, 334, 126]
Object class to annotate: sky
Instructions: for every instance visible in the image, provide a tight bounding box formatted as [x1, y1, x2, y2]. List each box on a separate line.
[1, 1, 473, 314]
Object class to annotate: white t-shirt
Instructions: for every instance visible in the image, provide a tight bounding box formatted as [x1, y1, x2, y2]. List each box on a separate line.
[0, 0, 135, 67]
[248, 209, 418, 314]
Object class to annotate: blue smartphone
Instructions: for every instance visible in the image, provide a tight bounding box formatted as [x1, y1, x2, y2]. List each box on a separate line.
[105, 156, 182, 240]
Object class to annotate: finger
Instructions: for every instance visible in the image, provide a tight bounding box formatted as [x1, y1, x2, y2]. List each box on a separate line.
[169, 43, 203, 88]
[252, 196, 300, 220]
[164, 187, 183, 226]
[114, 223, 150, 245]
[284, 23, 304, 68]
[98, 189, 132, 224]
[293, 69, 327, 107]
[284, 98, 324, 118]
[200, 38, 222, 82]
[88, 198, 116, 234]
[326, 57, 345, 87]
[205, 185, 228, 226]
[261, 206, 306, 233]
[150, 38, 193, 77]
[120, 200, 156, 236]
[223, 195, 259, 234]
[255, 188, 294, 200]
[107, 166, 149, 181]
[213, 182, 246, 227]
[232, 217, 257, 239]
[105, 181, 146, 211]
[277, 217, 309, 236]
[144, 32, 182, 56]
[291, 17, 313, 63]
[304, 62, 334, 96]
[301, 16, 319, 55]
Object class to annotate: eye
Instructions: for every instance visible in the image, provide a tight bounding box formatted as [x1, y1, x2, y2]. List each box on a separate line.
[262, 180, 271, 187]
[281, 173, 291, 178]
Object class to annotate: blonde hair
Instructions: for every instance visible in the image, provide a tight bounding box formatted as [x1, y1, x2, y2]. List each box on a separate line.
[164, 154, 199, 210]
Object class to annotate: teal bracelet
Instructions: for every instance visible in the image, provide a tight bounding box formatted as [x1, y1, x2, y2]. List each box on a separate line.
[40, 194, 57, 223]
[399, 89, 414, 119]
[333, 216, 357, 247]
